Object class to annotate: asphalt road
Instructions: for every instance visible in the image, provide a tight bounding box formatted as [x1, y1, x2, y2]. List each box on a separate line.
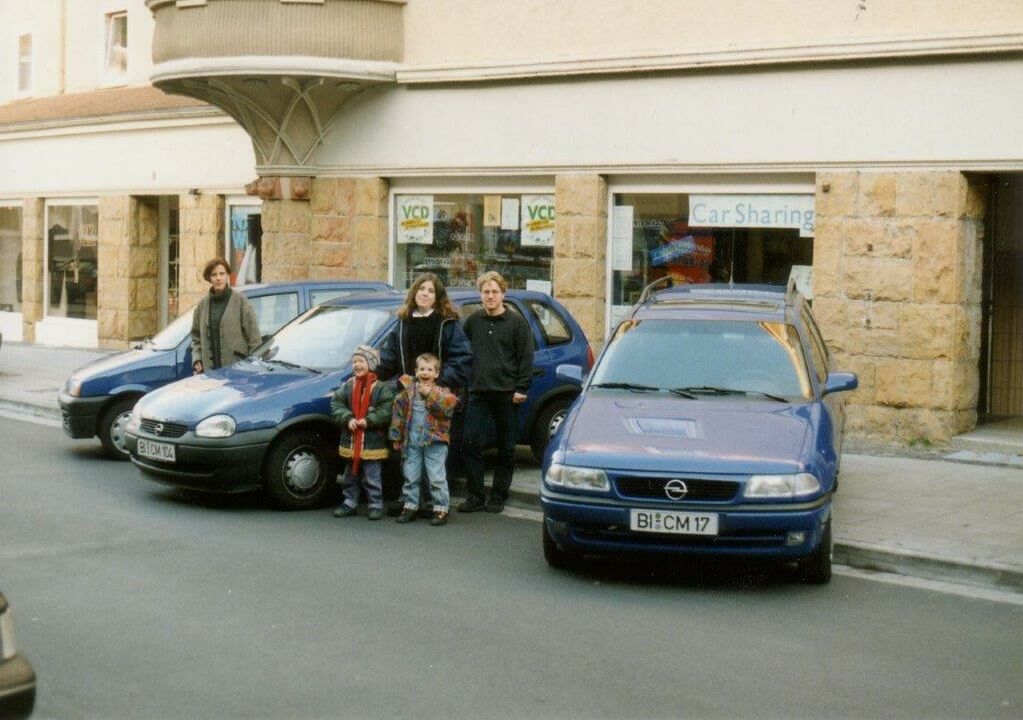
[1, 417, 1021, 720]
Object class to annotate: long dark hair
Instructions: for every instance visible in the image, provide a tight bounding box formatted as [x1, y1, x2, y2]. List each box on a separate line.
[396, 272, 459, 320]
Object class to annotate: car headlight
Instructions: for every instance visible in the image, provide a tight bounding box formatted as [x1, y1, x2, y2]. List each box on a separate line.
[744, 473, 821, 498]
[125, 405, 142, 434]
[0, 608, 18, 660]
[66, 377, 83, 397]
[544, 462, 609, 492]
[195, 414, 236, 438]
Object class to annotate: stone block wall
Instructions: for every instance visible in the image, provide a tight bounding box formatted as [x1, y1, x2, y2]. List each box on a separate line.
[814, 171, 987, 443]
[97, 197, 160, 349]
[20, 199, 44, 343]
[178, 193, 224, 311]
[553, 174, 608, 346]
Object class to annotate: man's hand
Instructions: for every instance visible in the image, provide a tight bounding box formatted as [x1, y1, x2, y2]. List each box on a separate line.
[392, 441, 401, 451]
[512, 392, 527, 404]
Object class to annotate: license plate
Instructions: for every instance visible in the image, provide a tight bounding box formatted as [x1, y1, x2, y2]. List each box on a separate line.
[137, 438, 176, 463]
[629, 509, 718, 535]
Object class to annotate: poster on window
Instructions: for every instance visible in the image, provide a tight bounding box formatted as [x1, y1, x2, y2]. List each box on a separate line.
[397, 196, 434, 244]
[520, 195, 555, 247]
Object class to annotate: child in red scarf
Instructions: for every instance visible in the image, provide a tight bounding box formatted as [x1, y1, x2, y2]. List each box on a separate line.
[330, 345, 395, 520]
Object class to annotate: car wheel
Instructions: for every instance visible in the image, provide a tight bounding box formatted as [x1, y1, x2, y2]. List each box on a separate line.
[98, 396, 138, 461]
[542, 517, 581, 571]
[264, 430, 338, 510]
[797, 518, 832, 584]
[530, 396, 573, 463]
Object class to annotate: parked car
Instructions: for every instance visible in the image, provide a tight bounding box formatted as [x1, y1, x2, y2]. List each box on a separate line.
[124, 289, 592, 509]
[0, 592, 36, 719]
[59, 280, 391, 459]
[540, 283, 857, 583]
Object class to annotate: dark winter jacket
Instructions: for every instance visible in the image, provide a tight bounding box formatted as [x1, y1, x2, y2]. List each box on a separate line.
[378, 314, 472, 390]
[463, 307, 534, 394]
[330, 377, 395, 461]
[190, 288, 261, 371]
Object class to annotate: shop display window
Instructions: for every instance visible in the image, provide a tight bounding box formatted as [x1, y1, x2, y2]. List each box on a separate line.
[610, 193, 813, 325]
[394, 193, 553, 291]
[227, 203, 261, 285]
[0, 206, 22, 313]
[47, 205, 99, 320]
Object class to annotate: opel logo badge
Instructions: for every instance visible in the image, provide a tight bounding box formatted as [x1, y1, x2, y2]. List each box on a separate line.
[664, 479, 688, 500]
[153, 423, 165, 435]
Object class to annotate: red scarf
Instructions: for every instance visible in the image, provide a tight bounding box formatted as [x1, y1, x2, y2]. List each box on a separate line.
[349, 372, 377, 474]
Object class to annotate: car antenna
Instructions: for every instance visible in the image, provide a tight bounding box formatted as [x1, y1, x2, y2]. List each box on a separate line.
[637, 276, 674, 304]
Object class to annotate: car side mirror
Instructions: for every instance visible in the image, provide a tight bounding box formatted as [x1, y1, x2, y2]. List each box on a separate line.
[556, 364, 584, 386]
[823, 372, 858, 396]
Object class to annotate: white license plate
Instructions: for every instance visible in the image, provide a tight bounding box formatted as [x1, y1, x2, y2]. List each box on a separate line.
[629, 509, 718, 536]
[137, 438, 176, 463]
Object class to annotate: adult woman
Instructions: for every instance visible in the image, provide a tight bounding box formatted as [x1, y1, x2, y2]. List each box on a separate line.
[190, 257, 261, 374]
[377, 272, 471, 391]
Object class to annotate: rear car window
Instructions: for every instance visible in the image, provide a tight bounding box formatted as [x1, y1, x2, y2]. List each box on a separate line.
[525, 300, 571, 346]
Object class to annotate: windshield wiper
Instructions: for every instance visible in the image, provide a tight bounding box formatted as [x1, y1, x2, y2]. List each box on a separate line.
[674, 386, 787, 402]
[590, 382, 662, 393]
[261, 358, 321, 374]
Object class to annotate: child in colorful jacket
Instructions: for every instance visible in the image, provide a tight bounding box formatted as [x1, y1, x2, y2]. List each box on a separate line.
[330, 345, 395, 521]
[388, 352, 460, 526]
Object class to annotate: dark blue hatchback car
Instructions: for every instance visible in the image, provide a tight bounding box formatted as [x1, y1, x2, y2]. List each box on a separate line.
[540, 283, 857, 583]
[59, 280, 391, 459]
[125, 288, 591, 509]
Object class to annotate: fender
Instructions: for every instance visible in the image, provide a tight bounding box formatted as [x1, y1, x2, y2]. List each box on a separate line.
[273, 413, 340, 441]
[108, 383, 155, 397]
[523, 385, 581, 429]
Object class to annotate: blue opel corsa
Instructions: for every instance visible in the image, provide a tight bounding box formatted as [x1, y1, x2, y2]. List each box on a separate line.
[125, 288, 591, 510]
[541, 283, 857, 583]
[59, 281, 391, 459]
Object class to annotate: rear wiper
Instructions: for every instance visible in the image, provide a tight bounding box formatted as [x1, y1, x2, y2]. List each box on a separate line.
[674, 386, 787, 402]
[262, 358, 321, 374]
[590, 382, 661, 393]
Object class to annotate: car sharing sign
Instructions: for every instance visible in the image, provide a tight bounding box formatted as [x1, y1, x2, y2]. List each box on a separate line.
[688, 195, 815, 237]
[397, 196, 434, 244]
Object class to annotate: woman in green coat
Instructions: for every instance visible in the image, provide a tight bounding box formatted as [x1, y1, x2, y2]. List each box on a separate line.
[189, 257, 261, 374]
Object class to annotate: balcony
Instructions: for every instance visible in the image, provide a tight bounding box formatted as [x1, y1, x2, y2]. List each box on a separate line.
[146, 0, 404, 173]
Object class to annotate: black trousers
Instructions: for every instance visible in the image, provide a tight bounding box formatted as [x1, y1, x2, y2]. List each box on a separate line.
[463, 391, 518, 502]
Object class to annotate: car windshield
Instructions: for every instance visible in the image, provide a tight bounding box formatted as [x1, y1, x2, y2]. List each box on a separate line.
[149, 307, 195, 351]
[591, 318, 813, 399]
[255, 305, 392, 372]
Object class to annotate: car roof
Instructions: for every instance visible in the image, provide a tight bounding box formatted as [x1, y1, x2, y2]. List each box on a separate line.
[318, 287, 558, 309]
[632, 282, 801, 322]
[238, 279, 392, 294]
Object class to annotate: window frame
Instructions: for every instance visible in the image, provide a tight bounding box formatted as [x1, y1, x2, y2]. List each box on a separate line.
[0, 201, 24, 318]
[99, 7, 129, 87]
[43, 198, 101, 322]
[224, 197, 263, 286]
[16, 31, 33, 97]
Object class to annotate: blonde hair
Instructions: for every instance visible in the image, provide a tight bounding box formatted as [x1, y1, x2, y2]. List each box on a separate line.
[475, 270, 508, 292]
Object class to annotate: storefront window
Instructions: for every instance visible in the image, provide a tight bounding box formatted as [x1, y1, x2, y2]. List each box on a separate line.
[0, 206, 22, 313]
[610, 193, 814, 324]
[227, 203, 261, 285]
[47, 204, 99, 320]
[394, 193, 554, 291]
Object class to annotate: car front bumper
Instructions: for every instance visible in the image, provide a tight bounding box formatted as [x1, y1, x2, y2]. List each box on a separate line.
[541, 491, 832, 560]
[126, 428, 275, 493]
[0, 654, 37, 720]
[58, 390, 107, 438]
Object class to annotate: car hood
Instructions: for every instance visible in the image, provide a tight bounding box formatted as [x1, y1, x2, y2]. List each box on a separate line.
[135, 360, 340, 428]
[559, 392, 812, 475]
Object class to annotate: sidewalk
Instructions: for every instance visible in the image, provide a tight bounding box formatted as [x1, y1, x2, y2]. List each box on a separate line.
[2, 340, 1022, 594]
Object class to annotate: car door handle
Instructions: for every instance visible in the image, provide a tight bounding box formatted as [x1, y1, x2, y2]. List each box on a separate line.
[533, 368, 544, 377]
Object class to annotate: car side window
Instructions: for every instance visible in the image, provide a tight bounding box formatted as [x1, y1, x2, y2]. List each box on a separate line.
[458, 301, 523, 322]
[525, 300, 572, 346]
[801, 308, 829, 382]
[310, 288, 358, 306]
[248, 292, 299, 338]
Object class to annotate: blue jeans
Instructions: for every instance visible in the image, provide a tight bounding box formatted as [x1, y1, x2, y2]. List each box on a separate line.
[401, 443, 450, 511]
[340, 460, 383, 510]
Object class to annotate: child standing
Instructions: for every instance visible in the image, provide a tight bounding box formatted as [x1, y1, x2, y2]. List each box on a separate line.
[389, 353, 459, 526]
[331, 345, 394, 521]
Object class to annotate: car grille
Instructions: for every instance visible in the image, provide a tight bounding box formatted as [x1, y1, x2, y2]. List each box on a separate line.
[140, 418, 188, 438]
[616, 477, 739, 502]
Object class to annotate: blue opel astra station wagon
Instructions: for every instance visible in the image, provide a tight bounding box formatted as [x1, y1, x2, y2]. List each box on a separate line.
[541, 283, 857, 583]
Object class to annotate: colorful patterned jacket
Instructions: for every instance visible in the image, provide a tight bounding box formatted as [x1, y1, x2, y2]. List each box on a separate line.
[388, 376, 459, 449]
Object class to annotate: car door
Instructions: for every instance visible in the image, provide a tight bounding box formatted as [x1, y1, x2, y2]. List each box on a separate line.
[802, 306, 846, 451]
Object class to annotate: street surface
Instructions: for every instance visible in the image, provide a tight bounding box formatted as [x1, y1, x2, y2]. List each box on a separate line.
[1, 417, 1021, 719]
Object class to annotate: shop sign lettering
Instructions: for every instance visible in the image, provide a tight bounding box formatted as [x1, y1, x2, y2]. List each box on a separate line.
[689, 194, 815, 237]
[397, 196, 434, 244]
[521, 195, 555, 247]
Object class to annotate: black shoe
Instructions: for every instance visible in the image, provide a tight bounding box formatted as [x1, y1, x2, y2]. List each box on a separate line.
[367, 507, 383, 521]
[386, 502, 403, 517]
[430, 510, 449, 526]
[457, 497, 486, 513]
[484, 498, 505, 513]
[396, 508, 417, 524]
[333, 504, 357, 518]
[416, 506, 434, 520]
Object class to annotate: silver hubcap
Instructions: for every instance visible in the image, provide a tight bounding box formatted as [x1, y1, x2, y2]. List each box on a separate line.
[110, 411, 132, 455]
[548, 410, 567, 437]
[284, 449, 321, 493]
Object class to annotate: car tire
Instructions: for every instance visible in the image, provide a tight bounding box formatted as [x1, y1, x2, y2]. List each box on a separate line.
[797, 518, 832, 584]
[530, 396, 573, 463]
[98, 396, 139, 461]
[264, 429, 338, 510]
[542, 517, 581, 570]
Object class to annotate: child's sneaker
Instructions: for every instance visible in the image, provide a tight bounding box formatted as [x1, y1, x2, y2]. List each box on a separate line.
[333, 504, 357, 518]
[367, 507, 383, 521]
[396, 508, 417, 524]
[430, 510, 449, 527]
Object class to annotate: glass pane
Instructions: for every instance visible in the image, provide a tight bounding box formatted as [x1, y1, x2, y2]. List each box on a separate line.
[257, 306, 392, 372]
[394, 194, 553, 292]
[18, 34, 31, 92]
[151, 306, 194, 350]
[47, 205, 99, 320]
[167, 200, 180, 321]
[105, 13, 128, 77]
[0, 207, 23, 313]
[228, 206, 261, 285]
[247, 292, 299, 338]
[527, 300, 571, 345]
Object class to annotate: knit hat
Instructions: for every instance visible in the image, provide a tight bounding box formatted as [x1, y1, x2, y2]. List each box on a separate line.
[352, 344, 380, 371]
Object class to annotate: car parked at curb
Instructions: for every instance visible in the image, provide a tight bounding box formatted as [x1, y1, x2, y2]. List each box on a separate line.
[125, 288, 592, 509]
[540, 282, 857, 583]
[58, 280, 391, 459]
[0, 592, 36, 719]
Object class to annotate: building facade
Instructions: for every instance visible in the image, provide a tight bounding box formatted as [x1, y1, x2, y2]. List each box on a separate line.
[1, 0, 1022, 444]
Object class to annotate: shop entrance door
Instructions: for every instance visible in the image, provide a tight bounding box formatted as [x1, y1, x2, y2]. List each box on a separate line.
[158, 196, 180, 328]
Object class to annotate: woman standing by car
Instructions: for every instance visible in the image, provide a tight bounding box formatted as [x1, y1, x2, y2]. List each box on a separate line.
[190, 257, 261, 374]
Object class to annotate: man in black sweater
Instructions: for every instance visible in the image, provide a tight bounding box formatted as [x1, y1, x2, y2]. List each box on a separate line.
[458, 271, 534, 514]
